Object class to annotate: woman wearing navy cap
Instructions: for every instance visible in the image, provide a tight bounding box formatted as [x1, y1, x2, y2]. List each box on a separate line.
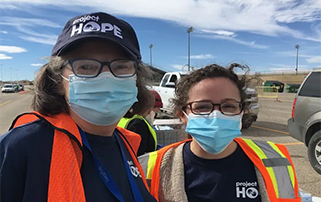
[0, 12, 156, 202]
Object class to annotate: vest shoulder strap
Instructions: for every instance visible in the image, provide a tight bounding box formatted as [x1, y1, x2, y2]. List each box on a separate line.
[11, 111, 83, 145]
[116, 126, 142, 155]
[117, 117, 131, 128]
[118, 115, 143, 128]
[139, 139, 191, 200]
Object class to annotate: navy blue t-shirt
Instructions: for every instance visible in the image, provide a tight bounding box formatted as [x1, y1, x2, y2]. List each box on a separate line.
[81, 132, 156, 202]
[0, 119, 156, 202]
[183, 141, 262, 202]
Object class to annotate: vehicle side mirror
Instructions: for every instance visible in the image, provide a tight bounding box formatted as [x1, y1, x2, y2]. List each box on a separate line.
[165, 82, 176, 88]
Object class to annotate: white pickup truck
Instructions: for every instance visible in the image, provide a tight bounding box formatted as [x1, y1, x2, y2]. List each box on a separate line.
[152, 71, 259, 129]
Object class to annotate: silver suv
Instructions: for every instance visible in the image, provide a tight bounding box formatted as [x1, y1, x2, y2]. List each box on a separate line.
[1, 84, 18, 93]
[288, 68, 321, 174]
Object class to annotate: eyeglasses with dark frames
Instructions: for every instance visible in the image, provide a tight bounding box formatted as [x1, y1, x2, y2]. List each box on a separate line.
[185, 100, 243, 116]
[63, 58, 138, 78]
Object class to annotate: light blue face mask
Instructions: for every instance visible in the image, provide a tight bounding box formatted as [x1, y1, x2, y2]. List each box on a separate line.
[185, 110, 242, 154]
[62, 72, 138, 126]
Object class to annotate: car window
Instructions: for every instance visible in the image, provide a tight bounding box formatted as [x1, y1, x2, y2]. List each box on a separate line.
[4, 84, 13, 88]
[299, 72, 321, 97]
[169, 75, 177, 83]
[161, 74, 170, 87]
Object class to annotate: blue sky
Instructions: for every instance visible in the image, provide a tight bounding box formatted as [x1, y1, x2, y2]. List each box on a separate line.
[0, 0, 320, 81]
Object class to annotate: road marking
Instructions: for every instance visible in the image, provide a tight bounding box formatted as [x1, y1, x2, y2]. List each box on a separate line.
[280, 142, 304, 145]
[0, 100, 11, 107]
[252, 125, 290, 135]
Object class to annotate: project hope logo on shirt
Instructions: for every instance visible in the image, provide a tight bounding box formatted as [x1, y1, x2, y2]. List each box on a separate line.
[70, 14, 123, 39]
[236, 181, 259, 199]
[127, 160, 142, 178]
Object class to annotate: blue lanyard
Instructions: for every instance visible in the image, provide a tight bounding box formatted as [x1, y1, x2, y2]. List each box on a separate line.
[79, 127, 144, 202]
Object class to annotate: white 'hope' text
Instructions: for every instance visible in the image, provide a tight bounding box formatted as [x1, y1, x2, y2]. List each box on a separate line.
[71, 21, 123, 39]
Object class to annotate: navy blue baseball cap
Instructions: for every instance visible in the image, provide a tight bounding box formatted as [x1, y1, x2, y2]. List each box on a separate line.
[51, 12, 141, 60]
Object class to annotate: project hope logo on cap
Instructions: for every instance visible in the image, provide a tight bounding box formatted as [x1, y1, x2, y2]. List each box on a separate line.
[51, 12, 141, 60]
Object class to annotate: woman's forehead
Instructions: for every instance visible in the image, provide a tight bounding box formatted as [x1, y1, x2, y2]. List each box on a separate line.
[188, 77, 240, 102]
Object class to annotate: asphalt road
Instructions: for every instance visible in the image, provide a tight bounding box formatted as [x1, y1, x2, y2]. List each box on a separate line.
[0, 90, 320, 197]
[0, 89, 34, 134]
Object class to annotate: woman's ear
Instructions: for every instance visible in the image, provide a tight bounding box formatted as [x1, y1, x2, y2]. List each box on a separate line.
[177, 111, 188, 125]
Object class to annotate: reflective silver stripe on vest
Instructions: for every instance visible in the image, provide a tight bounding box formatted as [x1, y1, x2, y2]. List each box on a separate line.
[253, 140, 295, 199]
[262, 158, 291, 167]
[138, 153, 149, 178]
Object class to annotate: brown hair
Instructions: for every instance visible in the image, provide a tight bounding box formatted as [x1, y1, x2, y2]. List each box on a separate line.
[32, 56, 153, 116]
[171, 63, 249, 116]
[32, 57, 67, 116]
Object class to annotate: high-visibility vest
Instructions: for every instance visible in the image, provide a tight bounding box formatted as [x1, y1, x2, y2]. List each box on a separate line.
[10, 112, 148, 202]
[140, 138, 301, 202]
[118, 114, 157, 150]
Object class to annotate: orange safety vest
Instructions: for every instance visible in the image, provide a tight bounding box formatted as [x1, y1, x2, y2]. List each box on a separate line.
[141, 138, 301, 202]
[11, 111, 149, 202]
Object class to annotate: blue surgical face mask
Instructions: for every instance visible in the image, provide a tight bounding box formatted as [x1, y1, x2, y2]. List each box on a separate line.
[62, 72, 138, 126]
[184, 110, 242, 154]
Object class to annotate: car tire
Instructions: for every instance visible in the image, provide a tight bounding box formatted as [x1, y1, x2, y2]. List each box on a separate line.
[308, 130, 321, 175]
[242, 114, 253, 129]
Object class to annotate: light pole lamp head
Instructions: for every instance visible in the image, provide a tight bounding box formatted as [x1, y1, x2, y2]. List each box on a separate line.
[295, 44, 300, 49]
[187, 26, 194, 33]
[149, 44, 153, 49]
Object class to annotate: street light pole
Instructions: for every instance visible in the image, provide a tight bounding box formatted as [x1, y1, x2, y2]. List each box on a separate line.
[9, 67, 12, 82]
[187, 26, 194, 72]
[295, 44, 300, 75]
[149, 44, 153, 66]
[16, 69, 19, 82]
[0, 64, 2, 86]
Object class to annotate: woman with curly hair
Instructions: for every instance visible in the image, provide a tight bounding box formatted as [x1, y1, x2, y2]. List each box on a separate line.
[139, 63, 301, 202]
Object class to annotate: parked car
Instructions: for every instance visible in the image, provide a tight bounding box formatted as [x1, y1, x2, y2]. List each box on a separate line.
[288, 68, 321, 174]
[1, 84, 19, 93]
[151, 71, 259, 129]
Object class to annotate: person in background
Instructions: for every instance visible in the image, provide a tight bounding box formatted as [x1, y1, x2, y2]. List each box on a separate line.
[118, 90, 161, 156]
[139, 63, 301, 202]
[146, 90, 163, 125]
[147, 90, 165, 149]
[0, 12, 156, 202]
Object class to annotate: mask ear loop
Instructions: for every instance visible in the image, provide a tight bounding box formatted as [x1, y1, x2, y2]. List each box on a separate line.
[60, 74, 71, 104]
[61, 74, 69, 81]
[182, 110, 188, 118]
[60, 61, 72, 82]
[238, 111, 244, 130]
